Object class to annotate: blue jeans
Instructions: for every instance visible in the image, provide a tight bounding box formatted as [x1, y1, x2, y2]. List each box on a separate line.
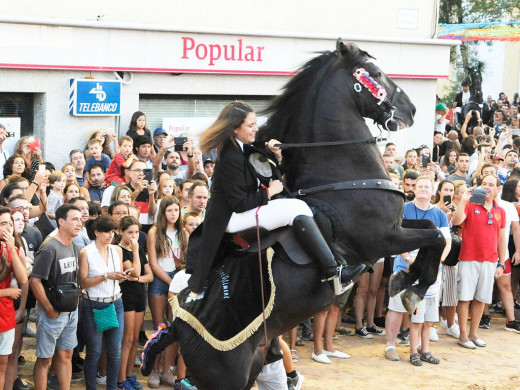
[81, 298, 124, 390]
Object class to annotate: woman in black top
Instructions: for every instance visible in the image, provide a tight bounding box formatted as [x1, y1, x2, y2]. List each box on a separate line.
[117, 216, 153, 389]
[187, 101, 365, 298]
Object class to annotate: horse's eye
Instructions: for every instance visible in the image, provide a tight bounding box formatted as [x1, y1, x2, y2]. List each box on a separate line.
[375, 72, 382, 78]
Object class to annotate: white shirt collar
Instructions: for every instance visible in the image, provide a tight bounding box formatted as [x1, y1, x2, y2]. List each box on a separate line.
[235, 138, 244, 152]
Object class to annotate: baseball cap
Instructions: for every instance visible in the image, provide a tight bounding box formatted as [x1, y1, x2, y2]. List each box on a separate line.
[153, 128, 167, 137]
[435, 103, 447, 111]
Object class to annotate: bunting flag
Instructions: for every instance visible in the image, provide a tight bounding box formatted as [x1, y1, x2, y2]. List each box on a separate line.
[438, 21, 520, 41]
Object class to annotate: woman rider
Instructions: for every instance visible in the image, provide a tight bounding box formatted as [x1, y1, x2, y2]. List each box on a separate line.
[187, 101, 365, 298]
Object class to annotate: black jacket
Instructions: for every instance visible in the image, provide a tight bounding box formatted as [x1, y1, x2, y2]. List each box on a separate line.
[187, 139, 277, 293]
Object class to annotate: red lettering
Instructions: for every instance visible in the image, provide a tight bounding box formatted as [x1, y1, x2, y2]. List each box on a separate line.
[238, 39, 243, 61]
[181, 37, 195, 59]
[196, 44, 208, 60]
[209, 44, 221, 66]
[257, 46, 264, 62]
[223, 45, 235, 60]
[244, 46, 255, 61]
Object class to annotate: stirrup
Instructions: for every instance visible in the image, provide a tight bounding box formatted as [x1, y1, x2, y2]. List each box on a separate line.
[332, 265, 354, 295]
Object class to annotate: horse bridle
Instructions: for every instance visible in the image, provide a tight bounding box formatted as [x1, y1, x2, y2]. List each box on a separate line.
[272, 58, 405, 200]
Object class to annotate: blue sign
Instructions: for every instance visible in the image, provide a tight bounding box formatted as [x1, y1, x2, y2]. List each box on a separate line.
[69, 79, 122, 116]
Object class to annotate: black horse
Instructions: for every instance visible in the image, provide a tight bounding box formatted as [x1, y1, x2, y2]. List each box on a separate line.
[142, 41, 446, 389]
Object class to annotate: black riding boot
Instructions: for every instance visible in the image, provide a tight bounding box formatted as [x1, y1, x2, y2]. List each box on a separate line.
[292, 216, 366, 293]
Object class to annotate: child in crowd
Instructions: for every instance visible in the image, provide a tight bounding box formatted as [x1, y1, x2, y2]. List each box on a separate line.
[46, 171, 66, 226]
[105, 136, 136, 186]
[152, 177, 176, 222]
[182, 212, 201, 235]
[85, 139, 111, 181]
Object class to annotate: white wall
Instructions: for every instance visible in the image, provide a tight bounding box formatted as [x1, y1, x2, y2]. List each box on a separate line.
[4, 0, 439, 39]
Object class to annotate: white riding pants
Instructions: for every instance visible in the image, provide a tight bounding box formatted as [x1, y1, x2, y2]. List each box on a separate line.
[225, 198, 313, 233]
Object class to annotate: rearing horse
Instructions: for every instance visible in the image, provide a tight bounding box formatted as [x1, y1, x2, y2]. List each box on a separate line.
[142, 41, 446, 389]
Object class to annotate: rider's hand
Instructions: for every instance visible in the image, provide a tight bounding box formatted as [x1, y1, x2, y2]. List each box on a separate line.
[268, 180, 283, 197]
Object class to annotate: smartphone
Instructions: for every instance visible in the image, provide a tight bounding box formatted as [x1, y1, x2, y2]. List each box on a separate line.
[470, 188, 486, 205]
[143, 168, 154, 183]
[38, 164, 46, 175]
[124, 268, 135, 274]
[174, 136, 188, 152]
[421, 154, 429, 168]
[443, 195, 452, 204]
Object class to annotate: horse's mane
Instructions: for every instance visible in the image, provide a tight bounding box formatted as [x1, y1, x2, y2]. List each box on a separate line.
[259, 51, 338, 142]
[259, 43, 369, 142]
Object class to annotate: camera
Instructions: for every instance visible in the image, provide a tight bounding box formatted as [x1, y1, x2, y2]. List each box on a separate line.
[5, 132, 14, 138]
[174, 136, 188, 152]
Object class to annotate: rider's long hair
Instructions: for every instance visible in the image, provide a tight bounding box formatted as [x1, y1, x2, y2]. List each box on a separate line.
[198, 101, 254, 158]
[154, 195, 187, 261]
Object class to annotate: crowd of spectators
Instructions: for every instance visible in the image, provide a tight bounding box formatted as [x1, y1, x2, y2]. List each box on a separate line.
[0, 89, 519, 390]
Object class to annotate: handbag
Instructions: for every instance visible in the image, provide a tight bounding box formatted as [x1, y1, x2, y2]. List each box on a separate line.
[48, 244, 80, 312]
[87, 246, 119, 333]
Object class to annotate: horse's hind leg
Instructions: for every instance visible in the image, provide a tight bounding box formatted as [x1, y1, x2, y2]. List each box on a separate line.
[386, 219, 446, 313]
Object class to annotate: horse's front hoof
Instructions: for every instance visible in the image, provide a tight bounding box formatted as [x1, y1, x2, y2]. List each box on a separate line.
[388, 271, 407, 297]
[141, 323, 173, 376]
[401, 290, 421, 314]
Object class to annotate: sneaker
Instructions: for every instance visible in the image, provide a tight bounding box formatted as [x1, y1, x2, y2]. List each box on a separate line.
[429, 327, 439, 342]
[47, 374, 59, 390]
[174, 378, 198, 390]
[117, 380, 134, 390]
[479, 315, 491, 329]
[335, 327, 354, 336]
[366, 324, 386, 336]
[355, 327, 373, 339]
[514, 300, 520, 310]
[311, 350, 331, 364]
[396, 329, 410, 346]
[13, 377, 30, 390]
[505, 319, 520, 334]
[134, 355, 141, 367]
[148, 371, 160, 388]
[446, 323, 460, 339]
[287, 371, 304, 390]
[160, 371, 176, 386]
[384, 346, 400, 361]
[126, 375, 143, 389]
[323, 349, 351, 359]
[96, 373, 107, 386]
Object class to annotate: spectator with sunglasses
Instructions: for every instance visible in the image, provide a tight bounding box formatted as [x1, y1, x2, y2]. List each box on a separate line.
[451, 174, 507, 349]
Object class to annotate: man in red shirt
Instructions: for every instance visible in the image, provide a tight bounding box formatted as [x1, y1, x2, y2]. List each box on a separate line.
[452, 174, 507, 349]
[0, 207, 28, 389]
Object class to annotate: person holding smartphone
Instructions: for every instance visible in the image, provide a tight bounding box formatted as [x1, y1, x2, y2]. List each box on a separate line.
[451, 174, 507, 349]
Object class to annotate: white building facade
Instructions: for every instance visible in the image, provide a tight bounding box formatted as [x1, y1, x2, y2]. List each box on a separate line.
[0, 0, 455, 165]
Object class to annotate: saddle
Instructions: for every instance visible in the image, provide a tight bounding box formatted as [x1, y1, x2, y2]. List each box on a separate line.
[228, 209, 351, 268]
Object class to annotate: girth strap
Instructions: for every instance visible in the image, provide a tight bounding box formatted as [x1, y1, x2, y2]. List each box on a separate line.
[294, 178, 405, 199]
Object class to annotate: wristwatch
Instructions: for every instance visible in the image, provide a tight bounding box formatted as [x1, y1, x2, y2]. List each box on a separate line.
[497, 263, 505, 270]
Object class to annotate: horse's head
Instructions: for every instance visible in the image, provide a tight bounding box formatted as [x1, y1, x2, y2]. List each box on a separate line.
[467, 62, 484, 105]
[336, 41, 416, 131]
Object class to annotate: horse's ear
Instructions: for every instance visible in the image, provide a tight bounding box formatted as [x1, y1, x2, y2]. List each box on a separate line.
[336, 39, 345, 56]
[336, 41, 376, 63]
